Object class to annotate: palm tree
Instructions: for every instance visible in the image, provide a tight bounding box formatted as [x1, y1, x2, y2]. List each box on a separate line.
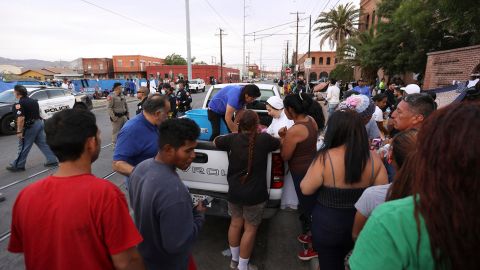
[314, 3, 360, 50]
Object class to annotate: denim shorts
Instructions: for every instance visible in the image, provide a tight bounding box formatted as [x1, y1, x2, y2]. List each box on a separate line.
[228, 201, 267, 226]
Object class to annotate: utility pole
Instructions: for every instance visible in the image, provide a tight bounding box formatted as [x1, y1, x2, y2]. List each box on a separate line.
[211, 56, 216, 64]
[215, 28, 227, 83]
[286, 40, 289, 66]
[246, 52, 250, 79]
[185, 0, 192, 81]
[242, 0, 246, 81]
[259, 39, 263, 79]
[290, 11, 304, 79]
[308, 15, 312, 58]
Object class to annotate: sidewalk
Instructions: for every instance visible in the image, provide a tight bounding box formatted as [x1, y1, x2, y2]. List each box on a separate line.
[92, 96, 138, 109]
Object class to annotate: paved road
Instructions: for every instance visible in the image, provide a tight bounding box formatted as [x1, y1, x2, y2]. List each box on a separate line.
[0, 86, 309, 270]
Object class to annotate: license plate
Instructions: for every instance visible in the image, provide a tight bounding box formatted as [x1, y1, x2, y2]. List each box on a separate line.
[190, 193, 212, 207]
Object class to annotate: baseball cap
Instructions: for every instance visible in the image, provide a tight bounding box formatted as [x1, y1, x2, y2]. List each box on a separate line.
[400, 84, 421, 94]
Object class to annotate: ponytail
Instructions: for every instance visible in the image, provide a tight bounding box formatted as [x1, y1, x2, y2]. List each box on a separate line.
[237, 110, 260, 184]
[284, 93, 325, 130]
[240, 130, 257, 184]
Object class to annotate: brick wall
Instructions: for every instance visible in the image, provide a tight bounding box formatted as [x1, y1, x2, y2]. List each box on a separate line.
[423, 45, 480, 89]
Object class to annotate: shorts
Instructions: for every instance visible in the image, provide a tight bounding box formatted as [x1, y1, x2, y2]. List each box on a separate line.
[228, 201, 267, 226]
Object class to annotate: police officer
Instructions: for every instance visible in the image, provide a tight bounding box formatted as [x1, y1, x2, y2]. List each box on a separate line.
[135, 86, 150, 115]
[163, 83, 177, 118]
[175, 82, 192, 117]
[7, 85, 58, 172]
[108, 82, 129, 145]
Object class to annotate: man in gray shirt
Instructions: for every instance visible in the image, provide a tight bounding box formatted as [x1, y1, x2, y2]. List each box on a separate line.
[128, 118, 205, 270]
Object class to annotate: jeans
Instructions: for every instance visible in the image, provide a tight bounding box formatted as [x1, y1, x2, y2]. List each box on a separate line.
[312, 203, 356, 270]
[207, 109, 224, 141]
[328, 103, 338, 117]
[291, 171, 317, 233]
[11, 120, 57, 169]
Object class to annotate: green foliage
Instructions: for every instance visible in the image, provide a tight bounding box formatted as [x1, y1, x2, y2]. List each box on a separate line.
[164, 53, 187, 65]
[314, 3, 360, 49]
[329, 64, 354, 82]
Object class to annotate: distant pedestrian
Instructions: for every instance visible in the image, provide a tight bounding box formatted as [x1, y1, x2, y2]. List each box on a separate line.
[7, 85, 57, 172]
[164, 84, 177, 118]
[107, 82, 129, 145]
[128, 118, 205, 270]
[113, 95, 170, 178]
[8, 109, 145, 270]
[176, 82, 192, 117]
[136, 86, 150, 115]
[353, 79, 371, 97]
[124, 79, 131, 96]
[214, 110, 280, 270]
[61, 79, 68, 89]
[149, 76, 157, 94]
[326, 78, 340, 117]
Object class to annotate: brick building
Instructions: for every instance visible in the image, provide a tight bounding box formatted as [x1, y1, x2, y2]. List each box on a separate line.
[112, 55, 164, 79]
[145, 65, 240, 84]
[423, 45, 480, 89]
[298, 51, 337, 81]
[81, 58, 114, 79]
[359, 0, 380, 32]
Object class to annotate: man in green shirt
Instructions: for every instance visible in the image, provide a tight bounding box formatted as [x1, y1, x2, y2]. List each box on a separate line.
[350, 196, 435, 270]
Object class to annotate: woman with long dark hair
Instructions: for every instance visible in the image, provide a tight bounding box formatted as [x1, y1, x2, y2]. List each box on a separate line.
[279, 92, 325, 260]
[214, 110, 280, 270]
[300, 110, 387, 270]
[350, 102, 480, 269]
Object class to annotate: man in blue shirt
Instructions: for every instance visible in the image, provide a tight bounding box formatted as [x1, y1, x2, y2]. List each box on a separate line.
[113, 95, 170, 178]
[353, 79, 372, 97]
[207, 84, 261, 141]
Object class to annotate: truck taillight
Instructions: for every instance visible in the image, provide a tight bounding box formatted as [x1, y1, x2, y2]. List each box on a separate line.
[270, 153, 285, 189]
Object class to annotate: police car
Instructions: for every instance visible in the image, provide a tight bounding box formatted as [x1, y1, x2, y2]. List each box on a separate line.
[0, 86, 93, 135]
[189, 79, 206, 93]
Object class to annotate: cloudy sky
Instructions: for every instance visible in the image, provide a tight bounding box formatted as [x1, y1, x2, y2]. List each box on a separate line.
[2, 0, 357, 71]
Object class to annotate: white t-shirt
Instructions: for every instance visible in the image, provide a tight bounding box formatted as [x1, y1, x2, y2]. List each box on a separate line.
[326, 85, 340, 104]
[266, 110, 294, 138]
[149, 79, 157, 94]
[373, 106, 383, 122]
[355, 184, 391, 217]
[61, 83, 69, 89]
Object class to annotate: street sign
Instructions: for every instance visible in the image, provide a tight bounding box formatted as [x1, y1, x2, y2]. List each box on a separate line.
[285, 67, 291, 74]
[304, 58, 312, 69]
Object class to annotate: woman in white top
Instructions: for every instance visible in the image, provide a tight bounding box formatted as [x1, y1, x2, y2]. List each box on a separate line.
[265, 96, 297, 210]
[372, 93, 389, 136]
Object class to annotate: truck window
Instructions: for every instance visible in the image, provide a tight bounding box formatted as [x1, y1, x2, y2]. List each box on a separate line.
[47, 89, 66, 98]
[30, 91, 48, 101]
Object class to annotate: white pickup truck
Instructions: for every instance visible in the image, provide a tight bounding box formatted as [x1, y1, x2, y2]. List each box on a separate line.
[179, 83, 285, 218]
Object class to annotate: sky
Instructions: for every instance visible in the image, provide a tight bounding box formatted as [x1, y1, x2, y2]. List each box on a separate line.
[1, 0, 358, 71]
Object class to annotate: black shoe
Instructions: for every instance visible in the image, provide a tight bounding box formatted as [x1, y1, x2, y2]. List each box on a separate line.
[44, 162, 59, 167]
[6, 166, 25, 172]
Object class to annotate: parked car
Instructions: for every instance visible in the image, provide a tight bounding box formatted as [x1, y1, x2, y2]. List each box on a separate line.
[189, 79, 206, 93]
[0, 86, 93, 135]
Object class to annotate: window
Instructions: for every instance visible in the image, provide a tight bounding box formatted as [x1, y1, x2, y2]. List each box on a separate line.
[148, 61, 152, 66]
[99, 63, 103, 70]
[47, 89, 65, 98]
[87, 64, 92, 70]
[326, 57, 331, 65]
[335, 58, 338, 64]
[164, 73, 169, 79]
[117, 60, 123, 67]
[319, 57, 324, 65]
[30, 91, 48, 101]
[0, 90, 16, 103]
[366, 14, 370, 30]
[312, 57, 315, 65]
[130, 60, 135, 67]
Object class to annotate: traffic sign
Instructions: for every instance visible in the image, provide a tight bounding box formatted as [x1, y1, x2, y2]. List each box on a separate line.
[304, 58, 312, 69]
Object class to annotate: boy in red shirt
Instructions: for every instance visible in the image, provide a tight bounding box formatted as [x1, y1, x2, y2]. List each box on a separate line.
[8, 109, 145, 270]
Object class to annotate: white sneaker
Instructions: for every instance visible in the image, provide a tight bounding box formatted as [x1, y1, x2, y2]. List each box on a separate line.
[237, 263, 258, 270]
[230, 260, 238, 270]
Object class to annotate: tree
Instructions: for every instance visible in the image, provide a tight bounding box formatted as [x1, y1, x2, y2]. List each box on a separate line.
[314, 3, 360, 50]
[329, 64, 354, 82]
[164, 53, 187, 65]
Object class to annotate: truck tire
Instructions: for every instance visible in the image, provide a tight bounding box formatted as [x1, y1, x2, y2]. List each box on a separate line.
[73, 103, 87, 110]
[1, 114, 16, 135]
[202, 87, 205, 92]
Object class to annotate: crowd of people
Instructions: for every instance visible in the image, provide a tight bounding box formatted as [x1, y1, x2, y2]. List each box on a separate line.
[5, 77, 480, 270]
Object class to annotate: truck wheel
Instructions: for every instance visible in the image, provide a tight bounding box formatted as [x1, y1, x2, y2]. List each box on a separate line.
[202, 87, 205, 92]
[73, 103, 87, 110]
[1, 114, 16, 135]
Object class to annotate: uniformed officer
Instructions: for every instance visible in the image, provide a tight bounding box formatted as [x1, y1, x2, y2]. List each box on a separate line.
[108, 82, 129, 145]
[176, 82, 192, 117]
[136, 86, 150, 115]
[7, 85, 58, 172]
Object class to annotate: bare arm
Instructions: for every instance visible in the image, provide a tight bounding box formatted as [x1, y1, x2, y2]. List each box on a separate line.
[112, 161, 135, 177]
[224, 105, 237, 133]
[280, 125, 306, 161]
[372, 154, 388, 185]
[16, 116, 25, 139]
[111, 247, 145, 270]
[376, 121, 389, 136]
[300, 156, 324, 195]
[352, 211, 368, 242]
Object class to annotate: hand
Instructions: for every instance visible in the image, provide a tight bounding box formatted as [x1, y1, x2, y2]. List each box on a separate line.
[195, 202, 207, 213]
[16, 132, 23, 139]
[278, 127, 287, 138]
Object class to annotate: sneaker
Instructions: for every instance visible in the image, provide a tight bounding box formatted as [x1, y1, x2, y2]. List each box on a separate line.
[298, 248, 318, 261]
[229, 260, 238, 270]
[6, 166, 25, 172]
[297, 234, 312, 244]
[237, 263, 258, 270]
[44, 162, 59, 167]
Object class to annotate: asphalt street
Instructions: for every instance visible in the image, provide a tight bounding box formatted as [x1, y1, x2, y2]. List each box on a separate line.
[0, 86, 309, 270]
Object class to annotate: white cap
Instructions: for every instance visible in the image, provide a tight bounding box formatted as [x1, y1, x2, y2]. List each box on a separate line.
[400, 84, 421, 95]
[266, 96, 284, 110]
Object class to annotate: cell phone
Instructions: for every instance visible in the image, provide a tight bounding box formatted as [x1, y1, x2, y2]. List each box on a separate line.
[202, 196, 214, 207]
[371, 138, 382, 150]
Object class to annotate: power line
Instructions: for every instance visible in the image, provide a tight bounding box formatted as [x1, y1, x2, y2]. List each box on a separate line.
[245, 17, 308, 36]
[203, 0, 242, 39]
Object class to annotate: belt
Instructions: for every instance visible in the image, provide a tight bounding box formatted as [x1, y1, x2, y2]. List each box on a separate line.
[114, 112, 127, 117]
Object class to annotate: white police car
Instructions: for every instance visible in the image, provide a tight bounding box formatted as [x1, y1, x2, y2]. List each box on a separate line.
[189, 79, 206, 93]
[0, 86, 93, 135]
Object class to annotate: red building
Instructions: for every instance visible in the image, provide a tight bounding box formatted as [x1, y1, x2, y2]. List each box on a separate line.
[81, 58, 114, 79]
[112, 55, 164, 79]
[146, 65, 240, 84]
[298, 51, 338, 81]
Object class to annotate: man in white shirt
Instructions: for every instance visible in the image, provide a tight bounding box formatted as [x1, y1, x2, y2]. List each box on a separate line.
[61, 79, 69, 89]
[326, 78, 340, 117]
[149, 76, 157, 94]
